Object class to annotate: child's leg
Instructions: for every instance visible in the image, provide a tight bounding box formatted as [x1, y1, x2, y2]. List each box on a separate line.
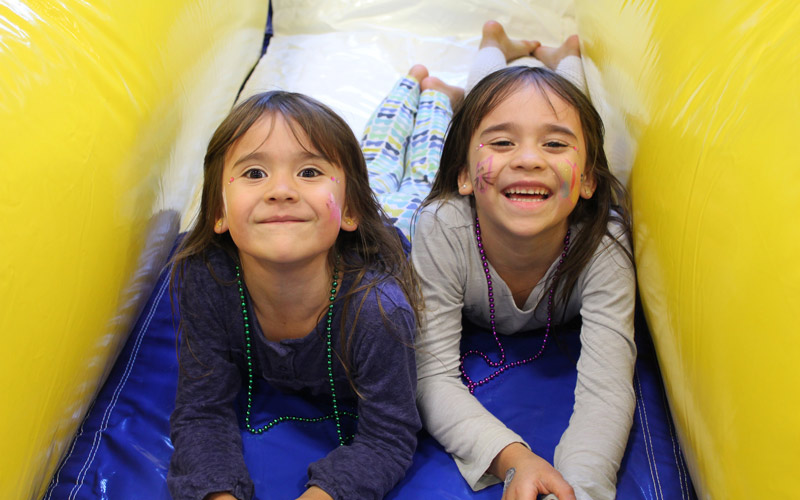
[361, 65, 428, 195]
[465, 20, 540, 94]
[534, 35, 587, 93]
[378, 191, 423, 241]
[398, 77, 463, 196]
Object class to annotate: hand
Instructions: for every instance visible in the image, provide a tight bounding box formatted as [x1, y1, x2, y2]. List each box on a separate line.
[203, 493, 238, 500]
[490, 443, 576, 500]
[296, 486, 334, 500]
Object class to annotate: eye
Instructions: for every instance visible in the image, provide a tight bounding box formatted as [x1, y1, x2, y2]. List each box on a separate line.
[243, 168, 266, 179]
[298, 167, 322, 178]
[543, 140, 569, 149]
[489, 139, 514, 148]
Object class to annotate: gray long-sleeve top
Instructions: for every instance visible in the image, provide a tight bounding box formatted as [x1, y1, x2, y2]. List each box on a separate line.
[412, 197, 636, 500]
[168, 246, 420, 500]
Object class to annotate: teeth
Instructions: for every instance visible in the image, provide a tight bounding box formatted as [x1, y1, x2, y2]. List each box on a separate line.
[504, 187, 550, 196]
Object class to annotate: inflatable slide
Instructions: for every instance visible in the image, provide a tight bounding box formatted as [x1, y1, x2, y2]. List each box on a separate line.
[1, 0, 798, 498]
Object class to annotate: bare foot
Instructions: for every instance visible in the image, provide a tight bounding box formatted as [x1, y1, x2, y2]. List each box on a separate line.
[408, 64, 429, 84]
[534, 35, 580, 71]
[479, 20, 540, 62]
[421, 76, 465, 110]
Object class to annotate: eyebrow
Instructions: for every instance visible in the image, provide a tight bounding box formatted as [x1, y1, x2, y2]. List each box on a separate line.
[232, 150, 327, 169]
[479, 122, 578, 140]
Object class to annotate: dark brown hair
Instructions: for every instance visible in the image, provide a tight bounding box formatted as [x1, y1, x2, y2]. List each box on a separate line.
[171, 91, 421, 389]
[425, 66, 632, 311]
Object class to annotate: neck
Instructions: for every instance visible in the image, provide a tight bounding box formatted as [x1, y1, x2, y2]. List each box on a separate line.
[239, 253, 335, 340]
[477, 212, 568, 305]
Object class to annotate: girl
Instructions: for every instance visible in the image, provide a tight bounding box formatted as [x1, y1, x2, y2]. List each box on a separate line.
[411, 22, 637, 500]
[167, 91, 422, 500]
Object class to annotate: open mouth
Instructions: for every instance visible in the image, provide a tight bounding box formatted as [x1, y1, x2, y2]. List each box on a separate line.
[503, 186, 551, 202]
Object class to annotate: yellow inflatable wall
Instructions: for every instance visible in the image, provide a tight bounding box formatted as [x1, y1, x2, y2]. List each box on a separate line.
[576, 0, 800, 497]
[0, 1, 268, 498]
[3, 0, 798, 498]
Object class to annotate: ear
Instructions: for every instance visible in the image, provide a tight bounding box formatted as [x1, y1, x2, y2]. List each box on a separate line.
[580, 171, 597, 199]
[457, 168, 474, 195]
[214, 216, 228, 234]
[340, 209, 358, 232]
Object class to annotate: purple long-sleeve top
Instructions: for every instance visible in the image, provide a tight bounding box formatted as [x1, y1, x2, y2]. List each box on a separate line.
[167, 246, 420, 500]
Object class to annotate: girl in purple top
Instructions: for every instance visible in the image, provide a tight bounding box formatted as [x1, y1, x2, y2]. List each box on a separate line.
[167, 91, 422, 500]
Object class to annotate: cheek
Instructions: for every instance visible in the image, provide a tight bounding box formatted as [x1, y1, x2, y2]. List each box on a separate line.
[473, 155, 495, 193]
[555, 159, 580, 201]
[326, 192, 341, 221]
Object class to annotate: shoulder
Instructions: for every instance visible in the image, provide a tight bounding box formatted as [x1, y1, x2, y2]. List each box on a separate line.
[343, 269, 415, 342]
[176, 245, 238, 305]
[351, 269, 413, 316]
[575, 218, 635, 288]
[416, 196, 473, 231]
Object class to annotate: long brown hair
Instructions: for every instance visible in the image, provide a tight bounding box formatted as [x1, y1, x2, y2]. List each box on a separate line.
[425, 66, 632, 311]
[171, 91, 422, 390]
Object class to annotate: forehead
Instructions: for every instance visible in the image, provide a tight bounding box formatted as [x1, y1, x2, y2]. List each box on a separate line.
[225, 112, 314, 162]
[475, 83, 582, 135]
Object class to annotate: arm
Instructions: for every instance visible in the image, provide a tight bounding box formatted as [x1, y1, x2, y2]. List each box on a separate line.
[412, 207, 532, 490]
[167, 260, 254, 500]
[553, 235, 637, 500]
[305, 288, 421, 500]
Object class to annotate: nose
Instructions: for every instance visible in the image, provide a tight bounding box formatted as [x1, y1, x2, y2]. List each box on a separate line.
[512, 142, 546, 171]
[264, 172, 298, 202]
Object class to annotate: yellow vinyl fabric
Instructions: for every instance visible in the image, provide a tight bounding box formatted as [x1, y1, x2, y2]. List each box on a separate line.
[575, 0, 800, 497]
[0, 1, 268, 498]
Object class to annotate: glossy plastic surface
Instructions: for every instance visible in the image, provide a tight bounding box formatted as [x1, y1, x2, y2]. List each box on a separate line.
[0, 1, 268, 498]
[575, 0, 800, 497]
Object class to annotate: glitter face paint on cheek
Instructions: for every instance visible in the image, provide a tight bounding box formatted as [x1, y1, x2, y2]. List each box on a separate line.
[330, 176, 340, 184]
[474, 156, 494, 193]
[229, 177, 234, 184]
[327, 192, 341, 222]
[555, 162, 573, 199]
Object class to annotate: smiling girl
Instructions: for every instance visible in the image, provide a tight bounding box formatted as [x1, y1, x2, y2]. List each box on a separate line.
[412, 34, 636, 500]
[167, 91, 421, 500]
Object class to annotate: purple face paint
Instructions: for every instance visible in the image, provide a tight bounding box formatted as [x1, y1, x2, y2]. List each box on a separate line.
[474, 156, 494, 193]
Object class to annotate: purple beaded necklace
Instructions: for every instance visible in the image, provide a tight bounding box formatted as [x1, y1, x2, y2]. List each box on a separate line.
[459, 216, 571, 394]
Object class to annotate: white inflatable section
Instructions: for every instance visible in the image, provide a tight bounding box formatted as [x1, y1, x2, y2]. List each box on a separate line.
[236, 0, 633, 190]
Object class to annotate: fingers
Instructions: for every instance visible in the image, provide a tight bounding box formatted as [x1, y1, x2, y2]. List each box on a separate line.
[542, 477, 576, 500]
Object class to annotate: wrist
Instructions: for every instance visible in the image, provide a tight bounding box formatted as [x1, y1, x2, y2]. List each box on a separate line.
[489, 442, 529, 479]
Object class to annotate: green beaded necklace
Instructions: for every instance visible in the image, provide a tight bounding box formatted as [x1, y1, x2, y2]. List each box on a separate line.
[236, 258, 356, 446]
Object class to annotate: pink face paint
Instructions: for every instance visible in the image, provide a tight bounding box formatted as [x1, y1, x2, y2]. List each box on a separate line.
[327, 193, 340, 221]
[572, 146, 579, 152]
[473, 156, 494, 193]
[330, 176, 340, 184]
[476, 143, 485, 150]
[228, 177, 234, 184]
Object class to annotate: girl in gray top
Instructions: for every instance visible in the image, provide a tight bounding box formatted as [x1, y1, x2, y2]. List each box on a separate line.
[412, 22, 636, 500]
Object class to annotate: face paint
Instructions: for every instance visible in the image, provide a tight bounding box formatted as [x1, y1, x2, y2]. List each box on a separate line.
[228, 177, 234, 184]
[556, 159, 580, 200]
[327, 192, 340, 221]
[473, 156, 494, 193]
[476, 143, 485, 150]
[330, 176, 340, 184]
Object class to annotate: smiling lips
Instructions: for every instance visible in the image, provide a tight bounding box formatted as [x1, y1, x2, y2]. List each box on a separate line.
[261, 215, 306, 223]
[503, 185, 551, 202]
